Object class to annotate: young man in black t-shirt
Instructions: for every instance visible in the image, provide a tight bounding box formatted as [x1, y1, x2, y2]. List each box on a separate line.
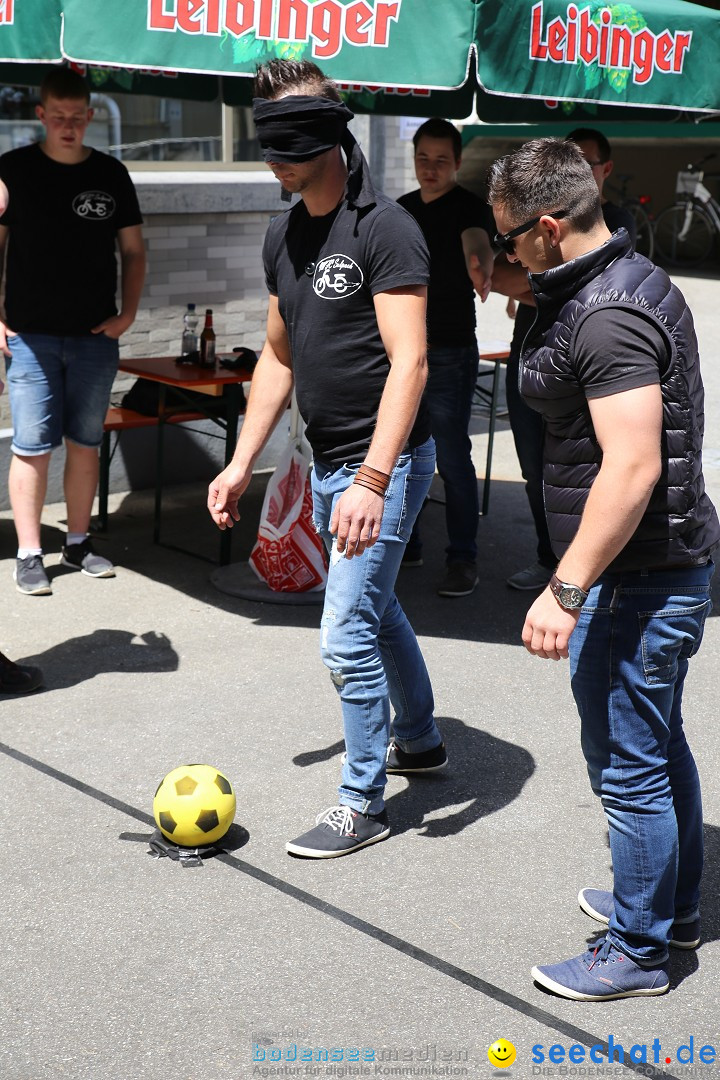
[209, 60, 445, 860]
[0, 67, 145, 596]
[504, 127, 638, 593]
[488, 137, 718, 1001]
[398, 119, 495, 598]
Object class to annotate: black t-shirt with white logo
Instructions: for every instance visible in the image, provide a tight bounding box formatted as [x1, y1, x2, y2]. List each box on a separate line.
[398, 185, 494, 347]
[0, 143, 143, 335]
[264, 193, 431, 465]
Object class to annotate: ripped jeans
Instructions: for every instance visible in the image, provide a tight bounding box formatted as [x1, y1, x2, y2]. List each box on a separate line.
[311, 437, 440, 815]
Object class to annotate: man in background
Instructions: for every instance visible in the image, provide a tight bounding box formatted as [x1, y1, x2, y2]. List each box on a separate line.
[398, 118, 494, 598]
[0, 67, 145, 596]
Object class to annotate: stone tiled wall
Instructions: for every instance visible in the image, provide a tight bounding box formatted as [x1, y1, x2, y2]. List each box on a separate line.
[121, 210, 272, 362]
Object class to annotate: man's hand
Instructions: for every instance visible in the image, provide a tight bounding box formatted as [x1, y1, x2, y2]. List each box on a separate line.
[91, 312, 135, 339]
[0, 318, 16, 357]
[522, 587, 581, 660]
[208, 463, 253, 530]
[331, 483, 384, 558]
[468, 253, 492, 303]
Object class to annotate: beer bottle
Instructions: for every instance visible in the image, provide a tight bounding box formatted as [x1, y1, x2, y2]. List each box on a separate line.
[200, 308, 216, 367]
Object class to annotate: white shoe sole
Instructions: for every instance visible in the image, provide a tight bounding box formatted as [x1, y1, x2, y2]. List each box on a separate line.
[60, 555, 115, 578]
[286, 827, 390, 858]
[13, 571, 51, 596]
[531, 966, 668, 1001]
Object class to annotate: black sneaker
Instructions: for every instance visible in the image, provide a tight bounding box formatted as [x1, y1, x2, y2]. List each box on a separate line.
[437, 561, 478, 597]
[14, 555, 52, 595]
[61, 538, 115, 578]
[386, 740, 448, 774]
[286, 805, 390, 859]
[0, 651, 43, 694]
[402, 546, 424, 568]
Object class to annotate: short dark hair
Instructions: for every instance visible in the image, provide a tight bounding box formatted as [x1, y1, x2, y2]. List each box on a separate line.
[487, 138, 603, 234]
[412, 118, 461, 160]
[40, 66, 90, 105]
[253, 59, 341, 102]
[565, 127, 612, 164]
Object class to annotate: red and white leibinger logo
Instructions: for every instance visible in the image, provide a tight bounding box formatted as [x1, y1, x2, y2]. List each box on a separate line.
[313, 254, 363, 299]
[0, 0, 14, 27]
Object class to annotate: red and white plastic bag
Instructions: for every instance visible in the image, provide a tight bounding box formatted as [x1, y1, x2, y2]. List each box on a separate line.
[249, 439, 327, 593]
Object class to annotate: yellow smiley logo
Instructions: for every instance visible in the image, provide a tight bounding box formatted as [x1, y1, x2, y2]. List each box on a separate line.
[488, 1039, 516, 1069]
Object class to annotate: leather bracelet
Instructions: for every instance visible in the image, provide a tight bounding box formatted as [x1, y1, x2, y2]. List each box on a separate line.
[356, 466, 389, 494]
[353, 477, 386, 497]
[358, 464, 391, 483]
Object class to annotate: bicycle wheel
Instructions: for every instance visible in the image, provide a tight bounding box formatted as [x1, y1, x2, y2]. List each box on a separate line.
[628, 203, 654, 261]
[654, 202, 715, 267]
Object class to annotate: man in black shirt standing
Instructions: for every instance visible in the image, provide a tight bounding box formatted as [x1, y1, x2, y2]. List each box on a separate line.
[209, 60, 445, 859]
[504, 127, 637, 593]
[0, 67, 145, 596]
[489, 138, 718, 1000]
[398, 119, 494, 598]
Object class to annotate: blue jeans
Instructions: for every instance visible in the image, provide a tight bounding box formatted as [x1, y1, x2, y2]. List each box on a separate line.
[6, 332, 119, 454]
[311, 438, 440, 815]
[409, 345, 479, 564]
[569, 562, 714, 964]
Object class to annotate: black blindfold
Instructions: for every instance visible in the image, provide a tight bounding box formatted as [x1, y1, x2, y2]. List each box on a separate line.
[252, 95, 355, 163]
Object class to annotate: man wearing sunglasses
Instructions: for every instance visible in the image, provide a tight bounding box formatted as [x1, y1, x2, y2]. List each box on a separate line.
[503, 128, 637, 593]
[488, 138, 718, 1001]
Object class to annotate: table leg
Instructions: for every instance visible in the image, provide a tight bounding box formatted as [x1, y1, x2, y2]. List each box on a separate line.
[153, 385, 167, 545]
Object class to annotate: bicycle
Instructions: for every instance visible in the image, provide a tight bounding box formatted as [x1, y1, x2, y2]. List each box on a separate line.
[606, 173, 655, 260]
[653, 154, 720, 268]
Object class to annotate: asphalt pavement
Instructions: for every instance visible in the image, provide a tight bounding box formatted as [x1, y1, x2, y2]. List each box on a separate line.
[1, 271, 720, 1080]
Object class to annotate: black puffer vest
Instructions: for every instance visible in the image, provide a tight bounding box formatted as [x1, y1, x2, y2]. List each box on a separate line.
[521, 230, 720, 571]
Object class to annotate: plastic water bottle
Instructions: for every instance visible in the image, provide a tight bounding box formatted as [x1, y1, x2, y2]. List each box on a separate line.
[181, 303, 199, 358]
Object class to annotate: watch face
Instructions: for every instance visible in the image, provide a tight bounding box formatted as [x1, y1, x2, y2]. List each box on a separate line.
[561, 586, 584, 609]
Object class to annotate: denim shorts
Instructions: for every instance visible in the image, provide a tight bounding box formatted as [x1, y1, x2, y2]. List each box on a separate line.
[6, 332, 120, 454]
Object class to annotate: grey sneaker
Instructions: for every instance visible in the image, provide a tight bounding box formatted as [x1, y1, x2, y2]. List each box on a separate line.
[14, 555, 52, 596]
[61, 538, 115, 578]
[437, 561, 478, 598]
[579, 888, 700, 950]
[286, 805, 390, 859]
[532, 938, 669, 1001]
[506, 561, 554, 591]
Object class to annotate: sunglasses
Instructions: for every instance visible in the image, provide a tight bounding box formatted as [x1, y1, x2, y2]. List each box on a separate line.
[494, 209, 568, 256]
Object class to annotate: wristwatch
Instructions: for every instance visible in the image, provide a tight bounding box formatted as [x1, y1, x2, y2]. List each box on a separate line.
[549, 573, 588, 611]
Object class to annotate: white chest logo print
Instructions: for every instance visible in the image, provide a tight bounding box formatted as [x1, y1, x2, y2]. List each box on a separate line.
[313, 254, 363, 299]
[72, 191, 116, 220]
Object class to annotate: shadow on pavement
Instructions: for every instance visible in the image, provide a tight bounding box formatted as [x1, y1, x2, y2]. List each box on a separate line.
[292, 716, 536, 838]
[19, 629, 179, 691]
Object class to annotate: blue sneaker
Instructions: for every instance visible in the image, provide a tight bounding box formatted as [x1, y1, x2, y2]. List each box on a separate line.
[532, 939, 669, 1001]
[579, 888, 700, 950]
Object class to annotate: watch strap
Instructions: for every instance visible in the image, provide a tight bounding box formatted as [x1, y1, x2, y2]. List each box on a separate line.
[549, 573, 589, 609]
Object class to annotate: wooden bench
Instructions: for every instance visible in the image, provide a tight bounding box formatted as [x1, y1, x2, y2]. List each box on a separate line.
[97, 405, 208, 533]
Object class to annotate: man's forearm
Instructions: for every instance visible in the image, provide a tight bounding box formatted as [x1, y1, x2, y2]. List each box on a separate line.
[363, 354, 426, 474]
[556, 460, 660, 588]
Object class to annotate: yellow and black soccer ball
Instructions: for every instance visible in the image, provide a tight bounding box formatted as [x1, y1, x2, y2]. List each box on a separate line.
[153, 764, 236, 847]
